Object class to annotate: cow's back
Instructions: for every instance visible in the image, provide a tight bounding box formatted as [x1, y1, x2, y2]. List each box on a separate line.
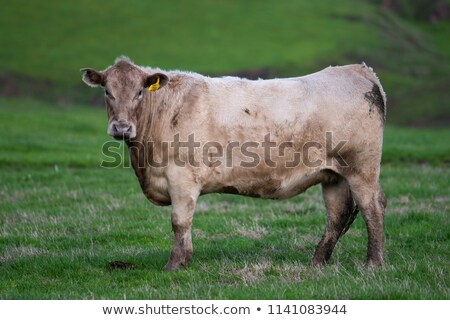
[202, 64, 384, 139]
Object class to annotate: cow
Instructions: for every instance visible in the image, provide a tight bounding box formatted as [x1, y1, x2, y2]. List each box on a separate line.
[81, 57, 387, 271]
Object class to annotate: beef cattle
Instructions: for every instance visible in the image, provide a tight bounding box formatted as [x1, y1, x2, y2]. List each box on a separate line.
[81, 57, 387, 271]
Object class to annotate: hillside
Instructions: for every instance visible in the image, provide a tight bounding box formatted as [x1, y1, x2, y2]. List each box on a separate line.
[0, 0, 449, 126]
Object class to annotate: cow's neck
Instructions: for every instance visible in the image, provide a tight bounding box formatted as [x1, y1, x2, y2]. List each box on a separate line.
[125, 92, 170, 189]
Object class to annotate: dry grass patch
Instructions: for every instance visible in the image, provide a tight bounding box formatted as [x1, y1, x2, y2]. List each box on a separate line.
[0, 246, 48, 264]
[227, 260, 272, 286]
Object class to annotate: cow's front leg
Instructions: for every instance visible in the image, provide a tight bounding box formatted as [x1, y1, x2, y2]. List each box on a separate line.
[164, 188, 199, 271]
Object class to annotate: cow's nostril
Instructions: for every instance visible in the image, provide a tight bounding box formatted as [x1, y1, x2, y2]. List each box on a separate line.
[126, 126, 132, 133]
[113, 124, 119, 133]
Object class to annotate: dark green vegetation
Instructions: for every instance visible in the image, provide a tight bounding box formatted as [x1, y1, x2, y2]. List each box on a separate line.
[0, 0, 449, 299]
[0, 100, 449, 299]
[0, 0, 449, 125]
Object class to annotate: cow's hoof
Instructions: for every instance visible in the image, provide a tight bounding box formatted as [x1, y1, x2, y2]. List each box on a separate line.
[309, 261, 324, 269]
[366, 258, 383, 269]
[309, 257, 326, 268]
[163, 261, 186, 272]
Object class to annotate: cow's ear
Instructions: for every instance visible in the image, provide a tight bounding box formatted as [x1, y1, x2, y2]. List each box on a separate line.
[144, 73, 169, 92]
[80, 68, 105, 87]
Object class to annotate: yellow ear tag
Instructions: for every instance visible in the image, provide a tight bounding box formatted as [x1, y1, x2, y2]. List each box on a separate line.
[148, 76, 160, 92]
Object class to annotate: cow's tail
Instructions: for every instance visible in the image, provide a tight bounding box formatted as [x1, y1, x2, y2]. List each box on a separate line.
[361, 62, 387, 122]
[340, 199, 359, 237]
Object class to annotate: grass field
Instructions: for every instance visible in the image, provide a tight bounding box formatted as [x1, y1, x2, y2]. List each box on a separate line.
[0, 98, 449, 299]
[0, 0, 449, 301]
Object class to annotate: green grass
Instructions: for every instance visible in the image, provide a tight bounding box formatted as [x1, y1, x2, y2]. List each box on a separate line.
[0, 98, 449, 299]
[0, 0, 381, 82]
[0, 98, 105, 167]
[0, 0, 449, 125]
[383, 127, 450, 163]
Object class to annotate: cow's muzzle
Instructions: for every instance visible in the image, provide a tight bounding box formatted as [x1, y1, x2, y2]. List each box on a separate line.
[108, 121, 136, 140]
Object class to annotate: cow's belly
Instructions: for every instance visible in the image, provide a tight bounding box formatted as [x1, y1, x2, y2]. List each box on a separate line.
[202, 167, 328, 200]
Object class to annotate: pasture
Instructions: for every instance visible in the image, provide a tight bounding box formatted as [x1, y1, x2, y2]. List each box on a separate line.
[0, 99, 448, 299]
[0, 0, 449, 300]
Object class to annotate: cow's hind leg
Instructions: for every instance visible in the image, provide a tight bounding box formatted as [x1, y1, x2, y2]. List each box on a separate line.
[347, 174, 386, 268]
[311, 174, 358, 267]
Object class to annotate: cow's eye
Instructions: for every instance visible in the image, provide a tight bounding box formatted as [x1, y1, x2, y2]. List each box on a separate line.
[135, 89, 143, 100]
[105, 89, 115, 100]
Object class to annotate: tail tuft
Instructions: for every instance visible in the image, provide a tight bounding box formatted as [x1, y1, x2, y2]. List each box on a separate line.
[340, 203, 359, 236]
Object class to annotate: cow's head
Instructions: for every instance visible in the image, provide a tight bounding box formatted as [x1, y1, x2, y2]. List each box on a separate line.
[81, 57, 168, 140]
